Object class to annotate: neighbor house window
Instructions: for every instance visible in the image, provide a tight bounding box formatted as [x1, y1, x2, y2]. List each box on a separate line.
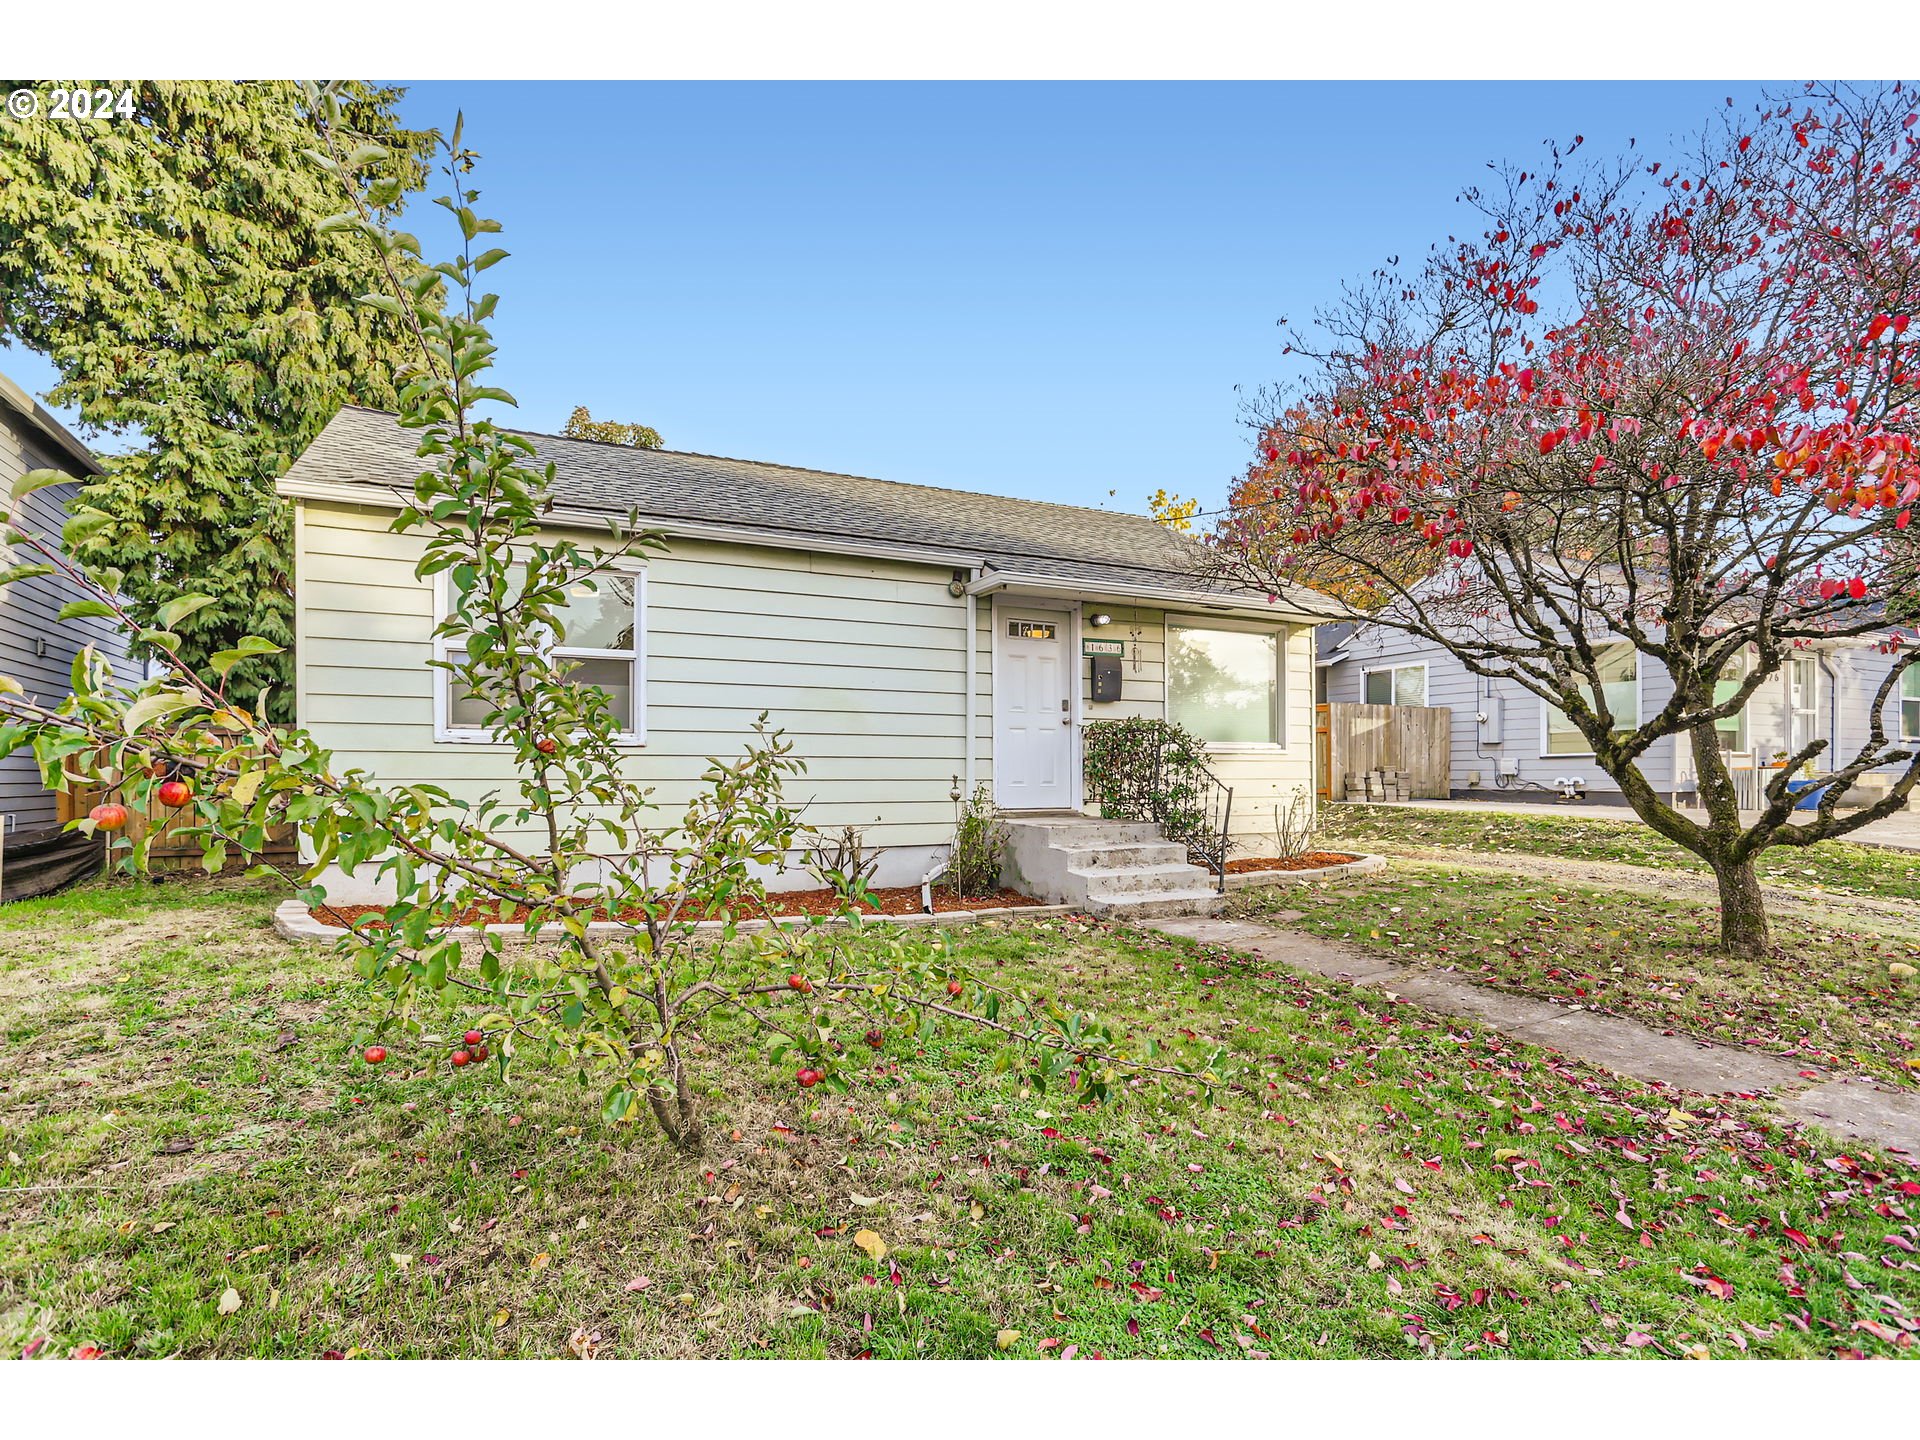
[1544, 642, 1638, 755]
[1712, 650, 1750, 753]
[1167, 620, 1282, 746]
[436, 563, 646, 743]
[1902, 664, 1920, 741]
[1362, 663, 1427, 707]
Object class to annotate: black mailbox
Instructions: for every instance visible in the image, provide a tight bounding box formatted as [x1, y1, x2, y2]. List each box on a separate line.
[1089, 654, 1122, 703]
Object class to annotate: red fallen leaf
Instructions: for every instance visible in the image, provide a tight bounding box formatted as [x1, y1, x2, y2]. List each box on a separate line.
[1885, 1234, 1918, 1253]
[1040, 1127, 1059, 1139]
[72, 1345, 103, 1360]
[1197, 1328, 1220, 1349]
[1624, 1331, 1656, 1347]
[1469, 1288, 1489, 1307]
[322, 1350, 347, 1359]
[1036, 1337, 1063, 1353]
[1126, 1318, 1140, 1337]
[1782, 1227, 1812, 1250]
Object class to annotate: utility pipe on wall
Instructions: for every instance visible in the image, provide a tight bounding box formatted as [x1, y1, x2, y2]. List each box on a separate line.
[963, 587, 977, 793]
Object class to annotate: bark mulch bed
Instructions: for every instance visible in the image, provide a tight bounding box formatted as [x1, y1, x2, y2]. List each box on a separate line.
[308, 885, 1047, 931]
[1223, 852, 1361, 875]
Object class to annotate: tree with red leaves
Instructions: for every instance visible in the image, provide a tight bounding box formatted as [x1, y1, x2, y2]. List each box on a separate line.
[1209, 83, 1920, 958]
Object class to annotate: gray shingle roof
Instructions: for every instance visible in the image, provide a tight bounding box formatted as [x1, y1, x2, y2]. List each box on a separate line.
[283, 406, 1343, 617]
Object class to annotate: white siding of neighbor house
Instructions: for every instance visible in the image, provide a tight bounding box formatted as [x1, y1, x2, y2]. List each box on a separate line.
[1324, 625, 1687, 797]
[0, 422, 133, 831]
[296, 499, 1320, 885]
[1325, 625, 1916, 799]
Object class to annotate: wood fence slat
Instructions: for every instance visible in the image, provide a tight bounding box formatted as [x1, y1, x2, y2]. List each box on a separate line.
[1320, 703, 1452, 800]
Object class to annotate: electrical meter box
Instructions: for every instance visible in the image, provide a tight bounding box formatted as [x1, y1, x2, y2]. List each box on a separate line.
[1089, 654, 1122, 703]
[1477, 695, 1504, 744]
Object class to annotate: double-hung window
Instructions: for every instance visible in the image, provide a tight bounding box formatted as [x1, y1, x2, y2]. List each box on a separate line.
[1902, 664, 1920, 742]
[1166, 618, 1284, 746]
[435, 561, 647, 744]
[1544, 642, 1638, 755]
[1362, 663, 1427, 707]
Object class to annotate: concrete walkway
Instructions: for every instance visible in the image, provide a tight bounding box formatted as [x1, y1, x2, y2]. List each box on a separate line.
[1142, 913, 1920, 1159]
[1363, 797, 1920, 852]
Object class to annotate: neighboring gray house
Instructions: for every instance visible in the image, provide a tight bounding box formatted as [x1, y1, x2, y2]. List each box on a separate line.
[1320, 618, 1917, 809]
[0, 370, 133, 834]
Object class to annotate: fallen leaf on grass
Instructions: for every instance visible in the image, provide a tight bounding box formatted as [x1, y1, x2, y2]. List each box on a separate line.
[996, 1329, 1021, 1350]
[850, 1193, 880, 1207]
[623, 1275, 651, 1292]
[529, 1252, 551, 1272]
[217, 1287, 242, 1315]
[852, 1229, 888, 1261]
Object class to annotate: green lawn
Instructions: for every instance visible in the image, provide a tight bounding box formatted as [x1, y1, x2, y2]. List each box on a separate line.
[3, 879, 1917, 1359]
[1319, 804, 1920, 902]
[1235, 862, 1920, 1086]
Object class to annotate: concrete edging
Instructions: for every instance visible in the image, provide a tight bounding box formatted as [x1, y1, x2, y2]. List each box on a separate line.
[272, 898, 1079, 944]
[1222, 852, 1386, 891]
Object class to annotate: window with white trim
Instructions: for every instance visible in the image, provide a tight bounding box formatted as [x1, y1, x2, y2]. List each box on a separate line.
[1362, 663, 1427, 707]
[435, 563, 646, 743]
[1544, 642, 1638, 755]
[1902, 664, 1920, 742]
[1711, 649, 1750, 754]
[1167, 619, 1283, 746]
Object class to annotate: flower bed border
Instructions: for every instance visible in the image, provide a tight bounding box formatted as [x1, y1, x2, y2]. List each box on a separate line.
[1221, 852, 1386, 891]
[274, 898, 1080, 944]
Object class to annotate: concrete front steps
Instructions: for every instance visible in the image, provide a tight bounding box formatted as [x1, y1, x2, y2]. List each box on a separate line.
[1000, 813, 1226, 920]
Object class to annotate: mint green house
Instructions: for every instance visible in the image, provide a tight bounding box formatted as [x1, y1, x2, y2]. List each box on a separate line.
[279, 408, 1344, 908]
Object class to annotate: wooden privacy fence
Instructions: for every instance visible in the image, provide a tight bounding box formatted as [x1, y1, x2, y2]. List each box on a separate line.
[58, 779, 297, 875]
[1315, 703, 1453, 801]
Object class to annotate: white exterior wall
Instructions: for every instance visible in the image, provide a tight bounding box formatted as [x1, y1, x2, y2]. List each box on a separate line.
[1326, 624, 1916, 801]
[1325, 625, 1686, 798]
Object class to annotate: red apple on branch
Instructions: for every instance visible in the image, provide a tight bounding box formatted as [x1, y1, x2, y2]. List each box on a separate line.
[88, 803, 128, 831]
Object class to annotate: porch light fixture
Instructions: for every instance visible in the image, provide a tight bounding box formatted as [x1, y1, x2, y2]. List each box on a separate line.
[1088, 612, 1113, 627]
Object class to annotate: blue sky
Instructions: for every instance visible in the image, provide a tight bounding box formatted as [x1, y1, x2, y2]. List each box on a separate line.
[6, 81, 1777, 514]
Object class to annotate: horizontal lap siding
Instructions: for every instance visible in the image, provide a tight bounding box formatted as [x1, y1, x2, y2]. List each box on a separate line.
[1328, 628, 1690, 795]
[1077, 606, 1314, 849]
[296, 501, 972, 850]
[0, 422, 131, 830]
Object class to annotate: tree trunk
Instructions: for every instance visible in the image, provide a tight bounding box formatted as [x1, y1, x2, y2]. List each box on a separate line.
[646, 1040, 703, 1153]
[1686, 711, 1774, 958]
[1708, 854, 1771, 958]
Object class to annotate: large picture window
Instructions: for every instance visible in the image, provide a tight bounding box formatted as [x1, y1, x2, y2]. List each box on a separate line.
[1362, 663, 1427, 707]
[1544, 642, 1638, 756]
[1167, 621, 1282, 746]
[436, 564, 646, 743]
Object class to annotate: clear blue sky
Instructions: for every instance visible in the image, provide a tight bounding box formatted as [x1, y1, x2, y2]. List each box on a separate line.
[5, 81, 1777, 514]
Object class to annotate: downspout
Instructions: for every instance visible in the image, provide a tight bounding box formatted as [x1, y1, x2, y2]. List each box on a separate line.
[963, 585, 977, 794]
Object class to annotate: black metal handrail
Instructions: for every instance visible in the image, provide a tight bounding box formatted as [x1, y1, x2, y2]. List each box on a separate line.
[1082, 721, 1234, 893]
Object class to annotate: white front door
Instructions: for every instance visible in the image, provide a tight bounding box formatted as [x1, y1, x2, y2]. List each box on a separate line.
[994, 605, 1075, 810]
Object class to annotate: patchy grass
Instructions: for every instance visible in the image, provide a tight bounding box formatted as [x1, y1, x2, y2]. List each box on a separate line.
[1319, 804, 1920, 903]
[1235, 861, 1920, 1086]
[3, 878, 1918, 1359]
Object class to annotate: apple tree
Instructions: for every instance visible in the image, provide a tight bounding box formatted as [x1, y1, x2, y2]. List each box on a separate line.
[0, 90, 1223, 1151]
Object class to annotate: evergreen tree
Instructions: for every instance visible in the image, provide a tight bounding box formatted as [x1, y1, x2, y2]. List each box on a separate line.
[0, 81, 433, 718]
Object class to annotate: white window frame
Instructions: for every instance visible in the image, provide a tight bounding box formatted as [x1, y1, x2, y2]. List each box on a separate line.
[1361, 662, 1429, 709]
[1163, 613, 1288, 751]
[1540, 642, 1642, 759]
[1900, 663, 1920, 744]
[431, 559, 648, 746]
